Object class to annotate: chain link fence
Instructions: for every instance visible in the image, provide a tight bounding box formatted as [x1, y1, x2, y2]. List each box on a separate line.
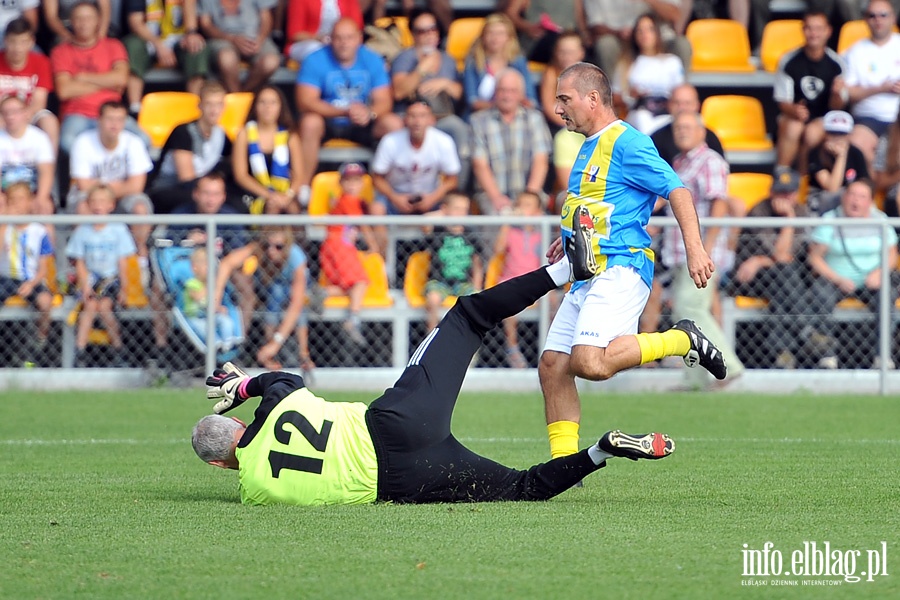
[0, 214, 898, 389]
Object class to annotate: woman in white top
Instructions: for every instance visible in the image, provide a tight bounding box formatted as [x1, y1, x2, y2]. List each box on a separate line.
[612, 14, 685, 135]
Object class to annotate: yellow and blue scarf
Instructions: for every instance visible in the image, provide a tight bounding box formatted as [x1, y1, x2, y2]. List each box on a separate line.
[247, 120, 291, 214]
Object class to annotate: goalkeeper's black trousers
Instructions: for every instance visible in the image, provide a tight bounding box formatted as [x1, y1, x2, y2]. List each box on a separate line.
[365, 267, 604, 504]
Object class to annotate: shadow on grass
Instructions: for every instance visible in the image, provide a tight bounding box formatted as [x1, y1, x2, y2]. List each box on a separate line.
[152, 488, 242, 504]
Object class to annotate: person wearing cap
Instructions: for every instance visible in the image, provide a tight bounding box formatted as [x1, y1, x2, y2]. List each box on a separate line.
[772, 10, 846, 172]
[731, 169, 812, 369]
[843, 0, 900, 166]
[319, 162, 377, 347]
[806, 109, 869, 215]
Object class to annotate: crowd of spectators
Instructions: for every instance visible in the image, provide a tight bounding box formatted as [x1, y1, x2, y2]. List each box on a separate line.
[0, 0, 898, 374]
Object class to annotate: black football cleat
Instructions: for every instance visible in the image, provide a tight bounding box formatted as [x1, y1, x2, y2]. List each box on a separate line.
[670, 319, 727, 380]
[565, 204, 598, 281]
[598, 430, 675, 461]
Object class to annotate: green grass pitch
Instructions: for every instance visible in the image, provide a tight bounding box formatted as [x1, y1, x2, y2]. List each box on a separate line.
[1, 387, 898, 599]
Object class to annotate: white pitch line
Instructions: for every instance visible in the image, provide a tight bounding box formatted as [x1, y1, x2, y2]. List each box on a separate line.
[0, 437, 898, 446]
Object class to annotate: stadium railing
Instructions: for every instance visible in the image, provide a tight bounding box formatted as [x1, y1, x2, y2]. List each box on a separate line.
[2, 214, 898, 393]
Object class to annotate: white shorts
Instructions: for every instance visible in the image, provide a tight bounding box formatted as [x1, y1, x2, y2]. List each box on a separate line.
[543, 265, 651, 354]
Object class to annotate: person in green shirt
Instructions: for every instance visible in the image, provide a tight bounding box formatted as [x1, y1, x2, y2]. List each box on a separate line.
[192, 259, 676, 506]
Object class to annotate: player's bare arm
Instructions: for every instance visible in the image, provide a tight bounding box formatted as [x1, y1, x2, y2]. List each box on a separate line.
[668, 187, 715, 288]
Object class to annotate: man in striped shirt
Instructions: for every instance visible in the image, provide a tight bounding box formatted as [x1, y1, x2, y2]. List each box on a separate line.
[665, 111, 744, 388]
[0, 182, 54, 360]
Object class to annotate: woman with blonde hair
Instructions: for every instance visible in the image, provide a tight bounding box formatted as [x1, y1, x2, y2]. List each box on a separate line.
[611, 13, 684, 134]
[462, 13, 537, 114]
[214, 225, 316, 375]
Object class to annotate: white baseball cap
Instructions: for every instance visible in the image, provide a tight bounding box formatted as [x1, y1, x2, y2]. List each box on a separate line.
[823, 110, 854, 135]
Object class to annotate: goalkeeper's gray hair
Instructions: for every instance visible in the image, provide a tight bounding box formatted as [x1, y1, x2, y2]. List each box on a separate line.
[192, 415, 243, 462]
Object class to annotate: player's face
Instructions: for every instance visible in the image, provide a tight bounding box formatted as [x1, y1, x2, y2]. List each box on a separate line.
[3, 32, 32, 63]
[802, 15, 831, 49]
[199, 92, 226, 125]
[555, 77, 591, 135]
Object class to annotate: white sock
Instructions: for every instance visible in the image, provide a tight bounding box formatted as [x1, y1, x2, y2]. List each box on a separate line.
[545, 256, 571, 287]
[587, 443, 614, 466]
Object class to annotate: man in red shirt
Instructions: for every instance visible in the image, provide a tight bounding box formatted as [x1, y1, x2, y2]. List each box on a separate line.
[50, 1, 146, 154]
[0, 18, 58, 150]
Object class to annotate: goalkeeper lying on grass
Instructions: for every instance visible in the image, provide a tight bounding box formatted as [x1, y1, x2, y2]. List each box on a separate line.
[192, 261, 675, 506]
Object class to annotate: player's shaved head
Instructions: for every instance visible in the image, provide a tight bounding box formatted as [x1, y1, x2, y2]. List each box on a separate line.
[558, 62, 613, 108]
[192, 415, 243, 463]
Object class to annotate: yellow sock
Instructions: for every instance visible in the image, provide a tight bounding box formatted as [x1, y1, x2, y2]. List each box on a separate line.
[635, 330, 691, 365]
[547, 421, 580, 459]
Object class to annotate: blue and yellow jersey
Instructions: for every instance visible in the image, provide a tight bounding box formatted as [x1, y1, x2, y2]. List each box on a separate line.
[562, 121, 684, 289]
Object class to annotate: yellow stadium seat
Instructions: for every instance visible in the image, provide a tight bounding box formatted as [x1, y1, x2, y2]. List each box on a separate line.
[485, 253, 505, 289]
[123, 255, 149, 309]
[447, 17, 485, 70]
[735, 296, 768, 309]
[701, 95, 774, 152]
[375, 16, 414, 48]
[838, 19, 899, 54]
[320, 252, 394, 309]
[138, 92, 201, 148]
[323, 138, 363, 148]
[3, 257, 63, 308]
[219, 92, 253, 141]
[760, 20, 804, 72]
[403, 251, 454, 308]
[308, 171, 375, 217]
[686, 19, 755, 72]
[727, 173, 773, 211]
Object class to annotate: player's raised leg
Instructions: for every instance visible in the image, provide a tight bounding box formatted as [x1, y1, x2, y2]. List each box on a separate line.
[368, 262, 572, 453]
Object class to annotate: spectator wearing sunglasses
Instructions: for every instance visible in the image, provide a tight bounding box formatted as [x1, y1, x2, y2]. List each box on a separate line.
[214, 225, 317, 376]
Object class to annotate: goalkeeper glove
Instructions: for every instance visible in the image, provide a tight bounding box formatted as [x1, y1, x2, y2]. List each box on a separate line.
[206, 362, 251, 414]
